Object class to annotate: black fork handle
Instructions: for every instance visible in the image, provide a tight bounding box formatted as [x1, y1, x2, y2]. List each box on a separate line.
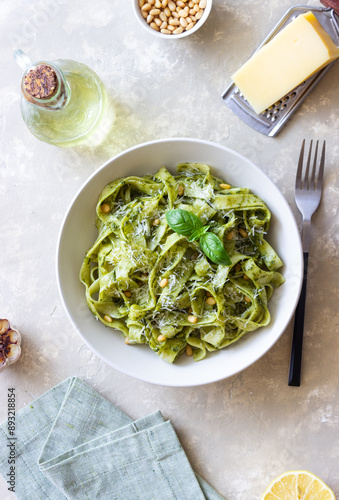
[288, 252, 309, 386]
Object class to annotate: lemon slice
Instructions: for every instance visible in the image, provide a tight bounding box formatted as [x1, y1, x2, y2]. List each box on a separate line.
[261, 470, 336, 500]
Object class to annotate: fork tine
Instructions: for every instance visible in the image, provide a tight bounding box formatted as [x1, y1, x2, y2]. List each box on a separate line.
[304, 139, 313, 190]
[310, 140, 319, 191]
[295, 139, 305, 190]
[317, 141, 325, 192]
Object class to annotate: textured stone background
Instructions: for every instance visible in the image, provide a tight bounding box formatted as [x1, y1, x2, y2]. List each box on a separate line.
[0, 0, 338, 498]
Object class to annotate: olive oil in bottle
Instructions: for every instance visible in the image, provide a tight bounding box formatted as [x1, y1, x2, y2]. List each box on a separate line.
[15, 50, 113, 147]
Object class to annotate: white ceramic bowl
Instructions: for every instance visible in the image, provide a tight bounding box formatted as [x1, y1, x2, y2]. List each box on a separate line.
[132, 0, 212, 39]
[57, 138, 303, 387]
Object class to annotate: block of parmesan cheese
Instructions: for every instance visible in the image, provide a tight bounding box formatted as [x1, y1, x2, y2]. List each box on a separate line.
[232, 12, 339, 114]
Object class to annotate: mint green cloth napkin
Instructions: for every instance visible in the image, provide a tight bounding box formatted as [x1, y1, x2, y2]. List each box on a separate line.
[0, 377, 225, 500]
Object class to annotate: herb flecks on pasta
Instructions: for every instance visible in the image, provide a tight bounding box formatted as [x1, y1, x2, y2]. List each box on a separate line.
[80, 163, 285, 363]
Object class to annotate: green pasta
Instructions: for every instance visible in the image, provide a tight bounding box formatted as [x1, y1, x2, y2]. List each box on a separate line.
[80, 163, 285, 363]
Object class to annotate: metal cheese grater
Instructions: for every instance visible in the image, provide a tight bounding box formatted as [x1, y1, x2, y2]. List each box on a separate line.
[222, 4, 339, 137]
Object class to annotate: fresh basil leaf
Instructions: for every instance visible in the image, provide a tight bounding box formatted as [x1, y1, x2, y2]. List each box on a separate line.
[199, 232, 232, 266]
[188, 225, 210, 242]
[166, 209, 231, 266]
[166, 209, 202, 237]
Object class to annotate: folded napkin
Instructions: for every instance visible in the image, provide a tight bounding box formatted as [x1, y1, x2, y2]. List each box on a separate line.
[0, 377, 225, 500]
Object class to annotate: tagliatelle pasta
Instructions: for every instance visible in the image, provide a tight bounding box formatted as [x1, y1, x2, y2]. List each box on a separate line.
[80, 163, 285, 363]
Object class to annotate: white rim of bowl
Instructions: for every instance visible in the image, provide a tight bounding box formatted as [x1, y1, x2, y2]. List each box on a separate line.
[56, 137, 303, 386]
[132, 0, 212, 39]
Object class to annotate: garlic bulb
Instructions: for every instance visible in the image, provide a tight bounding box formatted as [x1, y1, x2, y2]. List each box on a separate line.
[0, 319, 21, 370]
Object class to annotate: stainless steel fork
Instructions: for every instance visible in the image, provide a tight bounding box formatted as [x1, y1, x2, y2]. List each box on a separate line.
[288, 139, 325, 386]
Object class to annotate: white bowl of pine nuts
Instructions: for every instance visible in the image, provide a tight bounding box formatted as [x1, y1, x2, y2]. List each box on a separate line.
[133, 0, 212, 38]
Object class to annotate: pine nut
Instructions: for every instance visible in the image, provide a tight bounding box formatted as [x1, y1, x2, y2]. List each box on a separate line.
[178, 184, 184, 196]
[139, 0, 207, 35]
[103, 315, 112, 323]
[124, 290, 132, 297]
[243, 274, 250, 281]
[186, 345, 193, 356]
[206, 296, 216, 305]
[226, 230, 235, 240]
[157, 334, 167, 342]
[101, 203, 110, 213]
[125, 337, 130, 344]
[160, 278, 169, 287]
[244, 296, 251, 303]
[188, 315, 198, 324]
[152, 218, 160, 226]
[220, 183, 231, 189]
[239, 228, 248, 238]
[235, 263, 242, 272]
[206, 291, 212, 297]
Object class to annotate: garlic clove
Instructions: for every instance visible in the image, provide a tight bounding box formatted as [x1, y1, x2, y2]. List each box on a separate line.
[5, 329, 21, 344]
[5, 343, 21, 362]
[0, 350, 6, 368]
[0, 319, 10, 335]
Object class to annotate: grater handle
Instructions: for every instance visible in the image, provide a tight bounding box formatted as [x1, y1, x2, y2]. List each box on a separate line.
[320, 0, 339, 15]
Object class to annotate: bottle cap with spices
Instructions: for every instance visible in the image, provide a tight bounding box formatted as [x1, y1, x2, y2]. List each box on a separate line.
[24, 64, 58, 100]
